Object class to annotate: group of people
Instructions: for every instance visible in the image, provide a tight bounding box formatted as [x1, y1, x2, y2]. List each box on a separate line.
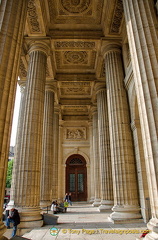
[50, 192, 72, 214]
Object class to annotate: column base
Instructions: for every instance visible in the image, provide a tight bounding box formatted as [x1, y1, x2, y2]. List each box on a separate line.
[18, 207, 43, 229]
[109, 205, 142, 223]
[145, 218, 158, 240]
[89, 197, 95, 204]
[99, 200, 113, 212]
[40, 200, 51, 209]
[0, 221, 7, 240]
[92, 199, 101, 207]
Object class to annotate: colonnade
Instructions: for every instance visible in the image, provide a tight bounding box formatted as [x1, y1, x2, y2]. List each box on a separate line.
[0, 1, 158, 240]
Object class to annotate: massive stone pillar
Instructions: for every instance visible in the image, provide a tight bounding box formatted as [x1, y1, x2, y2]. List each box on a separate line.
[104, 44, 141, 222]
[40, 84, 54, 208]
[0, 1, 28, 238]
[52, 106, 59, 200]
[91, 107, 101, 207]
[123, 0, 158, 237]
[9, 42, 50, 230]
[96, 84, 113, 212]
[89, 121, 95, 203]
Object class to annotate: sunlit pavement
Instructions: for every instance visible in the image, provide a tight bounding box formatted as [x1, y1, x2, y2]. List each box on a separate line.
[5, 203, 147, 239]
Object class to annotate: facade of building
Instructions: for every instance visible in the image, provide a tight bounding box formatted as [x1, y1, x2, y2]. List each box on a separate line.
[0, 0, 158, 239]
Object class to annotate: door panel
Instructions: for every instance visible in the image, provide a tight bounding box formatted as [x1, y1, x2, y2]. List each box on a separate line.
[66, 154, 87, 201]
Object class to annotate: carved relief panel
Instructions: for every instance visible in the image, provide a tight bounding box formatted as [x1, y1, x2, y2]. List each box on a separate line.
[65, 127, 86, 140]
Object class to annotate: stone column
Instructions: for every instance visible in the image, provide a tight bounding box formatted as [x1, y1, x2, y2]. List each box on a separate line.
[0, 1, 28, 238]
[131, 119, 150, 223]
[52, 106, 59, 200]
[10, 81, 25, 203]
[96, 84, 113, 212]
[88, 121, 95, 203]
[123, 0, 158, 237]
[91, 107, 101, 207]
[104, 44, 141, 222]
[40, 84, 54, 208]
[58, 122, 64, 201]
[9, 42, 50, 229]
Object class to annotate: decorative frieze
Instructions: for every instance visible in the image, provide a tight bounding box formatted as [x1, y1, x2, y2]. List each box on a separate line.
[54, 41, 95, 49]
[65, 127, 86, 140]
[110, 0, 123, 34]
[19, 59, 27, 78]
[27, 0, 40, 32]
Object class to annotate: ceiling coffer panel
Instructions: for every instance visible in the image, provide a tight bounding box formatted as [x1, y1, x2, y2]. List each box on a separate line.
[48, 0, 104, 25]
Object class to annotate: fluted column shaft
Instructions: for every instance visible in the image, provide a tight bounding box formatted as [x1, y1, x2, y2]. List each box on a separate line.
[40, 86, 54, 207]
[10, 82, 25, 201]
[96, 87, 113, 211]
[131, 119, 150, 223]
[92, 108, 101, 206]
[10, 42, 49, 228]
[0, 1, 28, 237]
[123, 0, 158, 236]
[105, 45, 141, 221]
[89, 121, 95, 203]
[52, 107, 59, 200]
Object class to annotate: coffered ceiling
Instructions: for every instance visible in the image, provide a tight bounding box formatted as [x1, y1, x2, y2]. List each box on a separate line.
[20, 0, 124, 120]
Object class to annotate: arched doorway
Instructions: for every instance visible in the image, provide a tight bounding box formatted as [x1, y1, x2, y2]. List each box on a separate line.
[66, 154, 87, 202]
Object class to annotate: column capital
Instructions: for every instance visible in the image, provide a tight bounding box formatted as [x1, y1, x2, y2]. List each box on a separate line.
[94, 82, 106, 94]
[90, 105, 97, 115]
[101, 43, 122, 58]
[28, 41, 50, 56]
[18, 80, 26, 93]
[45, 81, 57, 93]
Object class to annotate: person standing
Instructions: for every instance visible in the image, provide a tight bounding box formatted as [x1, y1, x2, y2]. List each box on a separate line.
[68, 193, 72, 206]
[64, 193, 69, 202]
[5, 205, 20, 238]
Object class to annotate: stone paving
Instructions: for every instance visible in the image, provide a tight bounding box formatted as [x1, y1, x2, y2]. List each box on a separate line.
[5, 203, 148, 239]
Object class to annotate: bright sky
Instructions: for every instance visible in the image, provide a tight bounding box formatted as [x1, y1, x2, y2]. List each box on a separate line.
[10, 84, 21, 146]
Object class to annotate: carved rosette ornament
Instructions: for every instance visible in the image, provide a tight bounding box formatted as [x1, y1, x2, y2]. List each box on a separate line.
[60, 0, 91, 14]
[64, 51, 88, 64]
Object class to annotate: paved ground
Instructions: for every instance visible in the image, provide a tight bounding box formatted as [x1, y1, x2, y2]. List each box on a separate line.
[4, 203, 148, 239]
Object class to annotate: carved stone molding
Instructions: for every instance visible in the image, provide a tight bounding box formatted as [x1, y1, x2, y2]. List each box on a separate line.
[48, 0, 103, 24]
[100, 60, 105, 78]
[60, 81, 91, 95]
[64, 51, 88, 64]
[110, 0, 123, 34]
[60, 0, 91, 14]
[54, 41, 95, 49]
[27, 0, 40, 33]
[19, 59, 27, 78]
[65, 127, 86, 140]
[55, 51, 96, 69]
